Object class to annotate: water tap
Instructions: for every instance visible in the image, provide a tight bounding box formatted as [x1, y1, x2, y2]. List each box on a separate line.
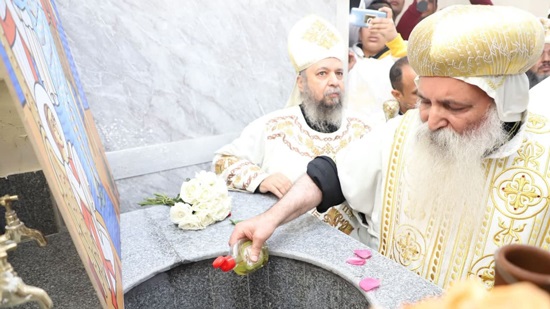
[0, 234, 53, 308]
[0, 195, 47, 247]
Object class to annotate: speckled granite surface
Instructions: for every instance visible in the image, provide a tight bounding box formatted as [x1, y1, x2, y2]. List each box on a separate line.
[8, 231, 101, 309]
[125, 256, 370, 308]
[0, 171, 58, 236]
[122, 191, 442, 309]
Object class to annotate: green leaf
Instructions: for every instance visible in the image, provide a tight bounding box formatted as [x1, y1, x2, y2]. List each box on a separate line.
[230, 219, 243, 225]
[138, 193, 181, 206]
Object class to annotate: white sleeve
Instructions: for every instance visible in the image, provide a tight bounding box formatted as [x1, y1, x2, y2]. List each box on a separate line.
[336, 117, 401, 247]
[212, 116, 270, 192]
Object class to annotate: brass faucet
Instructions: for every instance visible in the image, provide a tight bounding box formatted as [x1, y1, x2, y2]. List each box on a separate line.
[0, 195, 47, 247]
[0, 234, 53, 309]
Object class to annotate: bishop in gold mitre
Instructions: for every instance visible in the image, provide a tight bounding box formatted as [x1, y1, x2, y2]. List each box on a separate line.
[225, 1, 550, 296]
[332, 4, 549, 289]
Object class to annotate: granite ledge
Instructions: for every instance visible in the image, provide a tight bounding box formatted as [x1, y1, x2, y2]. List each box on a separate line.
[122, 191, 442, 309]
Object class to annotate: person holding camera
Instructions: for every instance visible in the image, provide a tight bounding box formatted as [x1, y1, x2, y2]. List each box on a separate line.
[347, 0, 408, 123]
[351, 0, 406, 60]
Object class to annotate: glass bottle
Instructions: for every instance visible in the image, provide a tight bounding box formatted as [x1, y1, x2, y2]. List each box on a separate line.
[212, 239, 269, 275]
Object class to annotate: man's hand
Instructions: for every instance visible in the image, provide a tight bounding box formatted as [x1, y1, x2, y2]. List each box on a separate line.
[229, 174, 323, 262]
[259, 173, 292, 198]
[368, 7, 398, 42]
[229, 213, 277, 262]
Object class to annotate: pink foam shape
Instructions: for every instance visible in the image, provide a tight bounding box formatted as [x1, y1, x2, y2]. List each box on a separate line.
[359, 278, 380, 292]
[346, 257, 366, 266]
[354, 249, 372, 259]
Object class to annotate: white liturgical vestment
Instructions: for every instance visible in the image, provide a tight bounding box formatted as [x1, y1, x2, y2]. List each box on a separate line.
[346, 45, 397, 124]
[214, 105, 372, 238]
[337, 109, 550, 288]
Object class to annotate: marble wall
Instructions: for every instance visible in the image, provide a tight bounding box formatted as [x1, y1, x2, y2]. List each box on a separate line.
[54, 0, 345, 212]
[34, 0, 550, 214]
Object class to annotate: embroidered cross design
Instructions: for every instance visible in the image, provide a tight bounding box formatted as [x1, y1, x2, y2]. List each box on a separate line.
[395, 231, 422, 266]
[501, 173, 542, 213]
[301, 20, 339, 49]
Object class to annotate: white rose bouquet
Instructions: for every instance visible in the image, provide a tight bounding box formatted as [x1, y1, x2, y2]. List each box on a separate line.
[139, 171, 232, 230]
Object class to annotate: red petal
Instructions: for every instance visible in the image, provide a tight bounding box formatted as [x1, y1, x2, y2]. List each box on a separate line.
[359, 278, 380, 292]
[212, 256, 226, 268]
[220, 257, 236, 272]
[346, 257, 366, 266]
[354, 249, 372, 259]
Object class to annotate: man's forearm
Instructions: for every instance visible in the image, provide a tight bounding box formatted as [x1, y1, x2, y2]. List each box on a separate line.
[262, 174, 321, 226]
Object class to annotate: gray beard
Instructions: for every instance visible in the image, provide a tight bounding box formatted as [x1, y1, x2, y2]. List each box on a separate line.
[300, 85, 343, 133]
[404, 106, 508, 236]
[535, 73, 550, 84]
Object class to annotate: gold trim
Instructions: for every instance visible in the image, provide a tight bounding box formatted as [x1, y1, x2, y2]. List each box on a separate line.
[379, 112, 415, 254]
[375, 110, 550, 288]
[265, 115, 370, 159]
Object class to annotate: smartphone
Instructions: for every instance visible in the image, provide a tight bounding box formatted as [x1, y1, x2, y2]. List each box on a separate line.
[350, 8, 387, 28]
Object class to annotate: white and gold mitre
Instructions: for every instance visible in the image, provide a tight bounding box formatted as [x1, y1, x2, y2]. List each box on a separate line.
[285, 15, 346, 108]
[408, 5, 545, 77]
[287, 15, 346, 73]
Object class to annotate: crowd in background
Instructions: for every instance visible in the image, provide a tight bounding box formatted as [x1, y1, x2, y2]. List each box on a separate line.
[347, 0, 549, 123]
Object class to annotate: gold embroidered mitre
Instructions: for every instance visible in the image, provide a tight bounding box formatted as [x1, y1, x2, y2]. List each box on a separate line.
[287, 14, 345, 73]
[408, 5, 545, 77]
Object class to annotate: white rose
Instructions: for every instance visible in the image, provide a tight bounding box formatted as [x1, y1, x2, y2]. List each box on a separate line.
[177, 215, 206, 230]
[192, 201, 212, 216]
[171, 171, 232, 230]
[169, 202, 193, 224]
[210, 197, 232, 221]
[212, 177, 229, 197]
[195, 171, 219, 187]
[180, 178, 201, 205]
[194, 207, 215, 226]
[197, 183, 215, 202]
[197, 172, 228, 198]
[170, 203, 211, 230]
[194, 198, 230, 222]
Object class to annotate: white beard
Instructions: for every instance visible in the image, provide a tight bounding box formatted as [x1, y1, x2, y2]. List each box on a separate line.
[404, 106, 508, 233]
